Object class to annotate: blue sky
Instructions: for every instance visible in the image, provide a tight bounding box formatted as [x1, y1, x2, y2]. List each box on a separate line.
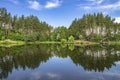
[0, 0, 120, 27]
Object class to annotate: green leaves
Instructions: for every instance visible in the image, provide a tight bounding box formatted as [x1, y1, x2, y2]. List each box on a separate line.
[68, 35, 74, 43]
[0, 8, 52, 41]
[69, 13, 120, 41]
[61, 39, 67, 44]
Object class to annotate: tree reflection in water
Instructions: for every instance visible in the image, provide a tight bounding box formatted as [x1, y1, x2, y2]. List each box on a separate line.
[0, 44, 120, 79]
[0, 45, 52, 79]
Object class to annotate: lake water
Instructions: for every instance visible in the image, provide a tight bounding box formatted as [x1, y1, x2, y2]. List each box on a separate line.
[0, 44, 120, 80]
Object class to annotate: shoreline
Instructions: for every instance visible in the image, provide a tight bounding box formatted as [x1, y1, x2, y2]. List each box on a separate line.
[0, 39, 120, 47]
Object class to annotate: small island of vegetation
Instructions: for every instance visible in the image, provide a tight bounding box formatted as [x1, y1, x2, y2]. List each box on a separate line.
[0, 8, 120, 47]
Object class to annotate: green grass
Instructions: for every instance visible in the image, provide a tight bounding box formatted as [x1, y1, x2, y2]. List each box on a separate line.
[0, 39, 25, 47]
[34, 41, 61, 44]
[107, 41, 120, 45]
[0, 39, 98, 47]
[1, 39, 120, 47]
[73, 40, 98, 46]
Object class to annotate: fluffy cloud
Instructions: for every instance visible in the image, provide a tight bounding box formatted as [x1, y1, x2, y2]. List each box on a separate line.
[115, 17, 120, 23]
[45, 0, 62, 9]
[99, 1, 120, 10]
[97, 0, 103, 4]
[28, 0, 41, 10]
[82, 0, 120, 11]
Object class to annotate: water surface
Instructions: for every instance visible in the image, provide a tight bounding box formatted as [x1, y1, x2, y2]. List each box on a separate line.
[0, 44, 120, 80]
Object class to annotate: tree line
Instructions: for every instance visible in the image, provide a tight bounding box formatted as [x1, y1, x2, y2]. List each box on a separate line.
[69, 13, 120, 41]
[0, 8, 52, 41]
[0, 8, 120, 42]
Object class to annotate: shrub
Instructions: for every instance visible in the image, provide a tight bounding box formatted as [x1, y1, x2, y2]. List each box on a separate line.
[9, 33, 25, 41]
[79, 35, 83, 40]
[68, 45, 74, 51]
[61, 39, 67, 44]
[68, 35, 74, 43]
[2, 36, 5, 40]
[113, 34, 120, 41]
[94, 34, 103, 42]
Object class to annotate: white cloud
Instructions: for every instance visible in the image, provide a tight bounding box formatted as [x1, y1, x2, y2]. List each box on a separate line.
[87, 0, 104, 5]
[9, 0, 18, 4]
[99, 1, 120, 10]
[115, 17, 120, 23]
[47, 73, 60, 78]
[82, 0, 120, 11]
[46, 72, 61, 79]
[97, 0, 104, 4]
[30, 72, 42, 80]
[28, 0, 41, 10]
[45, 0, 62, 9]
[84, 6, 91, 10]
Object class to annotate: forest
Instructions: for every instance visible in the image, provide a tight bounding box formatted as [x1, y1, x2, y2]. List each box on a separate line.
[0, 8, 120, 43]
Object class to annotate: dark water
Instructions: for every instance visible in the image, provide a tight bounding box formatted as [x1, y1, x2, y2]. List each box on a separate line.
[0, 44, 120, 80]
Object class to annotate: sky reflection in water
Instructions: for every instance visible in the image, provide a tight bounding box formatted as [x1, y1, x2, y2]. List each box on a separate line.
[0, 45, 120, 80]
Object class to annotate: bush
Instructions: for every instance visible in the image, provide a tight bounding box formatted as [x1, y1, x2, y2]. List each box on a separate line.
[68, 35, 74, 42]
[113, 34, 120, 41]
[9, 33, 25, 41]
[68, 45, 74, 51]
[61, 39, 67, 44]
[25, 34, 37, 42]
[79, 35, 83, 40]
[0, 30, 5, 40]
[2, 36, 5, 40]
[94, 34, 103, 42]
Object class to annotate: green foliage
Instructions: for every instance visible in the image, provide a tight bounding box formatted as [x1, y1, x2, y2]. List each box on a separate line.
[25, 34, 38, 42]
[0, 8, 52, 41]
[61, 44, 67, 48]
[86, 34, 103, 42]
[51, 26, 69, 41]
[9, 33, 25, 41]
[79, 35, 83, 40]
[0, 30, 5, 40]
[0, 8, 120, 42]
[2, 36, 5, 40]
[93, 34, 103, 42]
[68, 36, 74, 42]
[113, 34, 120, 41]
[80, 41, 83, 45]
[56, 34, 61, 41]
[68, 45, 74, 51]
[69, 12, 119, 41]
[61, 39, 67, 44]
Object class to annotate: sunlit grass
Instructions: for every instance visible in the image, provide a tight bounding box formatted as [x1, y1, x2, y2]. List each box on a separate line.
[0, 39, 25, 47]
[1, 39, 120, 47]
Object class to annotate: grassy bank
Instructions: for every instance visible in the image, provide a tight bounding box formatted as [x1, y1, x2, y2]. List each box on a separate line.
[34, 41, 61, 44]
[0, 39, 25, 47]
[1, 39, 120, 47]
[35, 40, 98, 45]
[107, 41, 120, 45]
[0, 40, 97, 47]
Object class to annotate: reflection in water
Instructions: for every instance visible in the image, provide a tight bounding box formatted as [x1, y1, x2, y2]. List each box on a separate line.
[0, 44, 120, 79]
[69, 45, 120, 72]
[0, 45, 52, 79]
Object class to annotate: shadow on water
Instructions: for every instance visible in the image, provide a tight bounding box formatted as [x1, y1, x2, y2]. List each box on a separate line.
[0, 44, 120, 79]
